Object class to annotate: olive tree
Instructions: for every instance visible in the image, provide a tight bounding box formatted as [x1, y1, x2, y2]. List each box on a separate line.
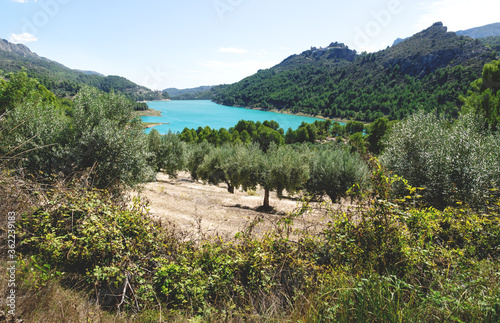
[66, 86, 154, 189]
[306, 146, 369, 202]
[2, 97, 69, 173]
[186, 141, 212, 181]
[148, 129, 187, 178]
[255, 143, 310, 208]
[197, 143, 239, 193]
[381, 110, 500, 208]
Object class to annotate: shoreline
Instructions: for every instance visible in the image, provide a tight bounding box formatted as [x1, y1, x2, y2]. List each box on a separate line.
[137, 99, 171, 103]
[133, 108, 163, 117]
[143, 122, 170, 129]
[225, 104, 352, 125]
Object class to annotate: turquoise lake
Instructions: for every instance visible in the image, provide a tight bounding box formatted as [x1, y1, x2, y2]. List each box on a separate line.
[142, 100, 333, 134]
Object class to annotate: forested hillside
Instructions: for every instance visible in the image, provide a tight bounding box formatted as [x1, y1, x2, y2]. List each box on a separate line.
[212, 23, 496, 121]
[481, 36, 500, 52]
[456, 22, 500, 38]
[164, 85, 213, 99]
[0, 38, 168, 102]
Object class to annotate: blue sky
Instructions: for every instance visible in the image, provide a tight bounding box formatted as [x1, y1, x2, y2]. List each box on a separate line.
[1, 0, 499, 89]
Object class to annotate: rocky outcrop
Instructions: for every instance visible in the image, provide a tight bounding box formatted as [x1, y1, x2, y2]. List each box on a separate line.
[276, 42, 357, 73]
[384, 22, 492, 78]
[0, 38, 38, 58]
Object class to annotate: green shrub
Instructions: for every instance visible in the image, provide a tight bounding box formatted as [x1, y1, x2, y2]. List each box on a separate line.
[148, 129, 187, 178]
[66, 86, 154, 190]
[186, 141, 212, 181]
[2, 76, 154, 191]
[306, 146, 369, 202]
[381, 110, 500, 208]
[0, 72, 69, 173]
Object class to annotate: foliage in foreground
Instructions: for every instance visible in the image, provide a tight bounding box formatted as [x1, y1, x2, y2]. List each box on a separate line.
[2, 163, 499, 322]
[381, 110, 500, 209]
[1, 72, 154, 191]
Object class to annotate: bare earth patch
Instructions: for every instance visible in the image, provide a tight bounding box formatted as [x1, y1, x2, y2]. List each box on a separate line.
[130, 172, 353, 241]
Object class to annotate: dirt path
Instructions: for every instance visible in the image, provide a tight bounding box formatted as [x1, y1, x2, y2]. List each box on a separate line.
[130, 172, 348, 241]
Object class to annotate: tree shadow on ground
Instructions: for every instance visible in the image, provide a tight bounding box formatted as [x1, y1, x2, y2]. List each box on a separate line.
[224, 204, 286, 215]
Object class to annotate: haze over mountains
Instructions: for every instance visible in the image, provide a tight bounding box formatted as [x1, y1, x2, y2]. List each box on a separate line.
[163, 86, 212, 97]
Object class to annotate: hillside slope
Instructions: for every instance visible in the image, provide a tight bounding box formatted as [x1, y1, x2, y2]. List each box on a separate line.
[394, 22, 500, 46]
[456, 22, 500, 38]
[0, 38, 168, 101]
[212, 23, 495, 121]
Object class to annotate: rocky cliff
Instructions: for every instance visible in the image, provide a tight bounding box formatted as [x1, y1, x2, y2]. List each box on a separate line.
[384, 22, 491, 78]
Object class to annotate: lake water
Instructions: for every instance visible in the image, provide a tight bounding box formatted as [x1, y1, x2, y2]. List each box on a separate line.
[142, 100, 332, 134]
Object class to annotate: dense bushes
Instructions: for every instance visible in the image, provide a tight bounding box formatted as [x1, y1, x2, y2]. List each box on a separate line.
[306, 146, 369, 202]
[1, 73, 154, 191]
[179, 119, 362, 147]
[6, 163, 499, 321]
[381, 110, 500, 208]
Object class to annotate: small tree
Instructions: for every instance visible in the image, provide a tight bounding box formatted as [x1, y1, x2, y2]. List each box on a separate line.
[306, 147, 369, 202]
[367, 117, 389, 154]
[349, 132, 366, 155]
[67, 86, 154, 190]
[148, 129, 187, 178]
[255, 143, 309, 208]
[462, 59, 500, 130]
[197, 144, 238, 193]
[186, 141, 212, 181]
[345, 120, 365, 135]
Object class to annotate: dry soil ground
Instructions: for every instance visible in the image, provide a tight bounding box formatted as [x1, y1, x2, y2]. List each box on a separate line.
[130, 172, 355, 241]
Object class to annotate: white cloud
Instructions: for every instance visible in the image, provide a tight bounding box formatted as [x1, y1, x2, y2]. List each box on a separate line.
[11, 0, 37, 3]
[216, 47, 248, 54]
[9, 33, 38, 44]
[416, 0, 500, 32]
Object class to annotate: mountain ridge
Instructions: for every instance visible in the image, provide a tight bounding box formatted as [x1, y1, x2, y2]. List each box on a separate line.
[211, 22, 495, 121]
[456, 22, 500, 38]
[393, 22, 500, 46]
[0, 38, 168, 101]
[164, 85, 213, 98]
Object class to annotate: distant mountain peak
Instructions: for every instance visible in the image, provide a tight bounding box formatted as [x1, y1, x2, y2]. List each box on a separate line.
[456, 22, 500, 39]
[0, 38, 170, 101]
[394, 22, 500, 46]
[0, 38, 38, 58]
[413, 22, 448, 40]
[385, 22, 491, 78]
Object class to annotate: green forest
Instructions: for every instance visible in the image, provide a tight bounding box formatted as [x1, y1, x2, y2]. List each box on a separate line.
[0, 47, 170, 103]
[210, 24, 497, 122]
[1, 55, 499, 322]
